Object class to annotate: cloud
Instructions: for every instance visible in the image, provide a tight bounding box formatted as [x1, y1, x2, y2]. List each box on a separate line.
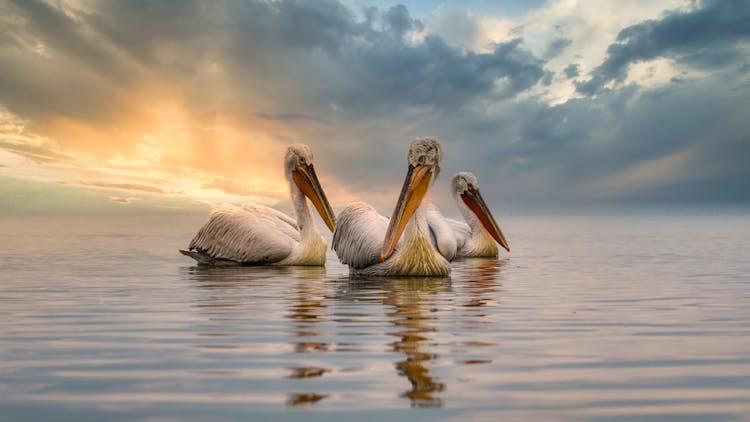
[256, 112, 335, 127]
[576, 0, 750, 95]
[80, 182, 166, 194]
[0, 0, 550, 209]
[0, 0, 140, 125]
[0, 175, 207, 215]
[5, 0, 137, 82]
[201, 176, 279, 198]
[563, 63, 580, 78]
[328, 36, 546, 115]
[0, 139, 73, 164]
[543, 37, 572, 59]
[382, 4, 424, 38]
[0, 0, 748, 214]
[107, 195, 139, 204]
[455, 68, 750, 205]
[424, 6, 482, 50]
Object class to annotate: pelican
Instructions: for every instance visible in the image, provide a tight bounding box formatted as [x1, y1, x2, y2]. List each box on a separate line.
[180, 144, 336, 266]
[332, 138, 450, 277]
[432, 172, 510, 258]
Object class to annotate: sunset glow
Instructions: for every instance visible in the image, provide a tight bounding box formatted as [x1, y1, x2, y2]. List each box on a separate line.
[1, 0, 748, 214]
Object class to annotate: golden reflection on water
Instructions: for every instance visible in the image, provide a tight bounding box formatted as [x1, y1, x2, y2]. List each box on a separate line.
[185, 258, 507, 408]
[383, 277, 450, 408]
[285, 392, 329, 406]
[337, 275, 458, 407]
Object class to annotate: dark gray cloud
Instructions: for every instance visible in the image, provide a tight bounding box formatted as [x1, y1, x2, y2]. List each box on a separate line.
[5, 0, 137, 82]
[382, 4, 424, 38]
[0, 0, 138, 125]
[543, 37, 572, 59]
[428, 66, 750, 209]
[563, 63, 580, 78]
[215, 2, 546, 116]
[227, 0, 359, 54]
[577, 0, 750, 95]
[329, 36, 545, 115]
[3, 0, 545, 124]
[85, 1, 219, 66]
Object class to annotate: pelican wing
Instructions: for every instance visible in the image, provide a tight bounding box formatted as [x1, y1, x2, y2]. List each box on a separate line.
[332, 202, 389, 269]
[445, 216, 471, 251]
[240, 203, 301, 242]
[188, 204, 296, 264]
[425, 203, 458, 261]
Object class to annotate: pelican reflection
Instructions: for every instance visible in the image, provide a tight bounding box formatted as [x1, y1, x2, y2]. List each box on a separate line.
[337, 277, 451, 407]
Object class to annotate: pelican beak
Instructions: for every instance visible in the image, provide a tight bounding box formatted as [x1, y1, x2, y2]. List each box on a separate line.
[292, 163, 336, 232]
[381, 164, 434, 261]
[461, 186, 510, 252]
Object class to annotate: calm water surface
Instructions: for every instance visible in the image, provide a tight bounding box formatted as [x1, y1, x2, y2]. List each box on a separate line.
[1, 211, 749, 421]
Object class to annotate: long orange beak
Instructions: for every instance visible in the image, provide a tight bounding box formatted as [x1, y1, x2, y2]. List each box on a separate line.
[460, 186, 510, 252]
[381, 164, 434, 261]
[292, 163, 336, 232]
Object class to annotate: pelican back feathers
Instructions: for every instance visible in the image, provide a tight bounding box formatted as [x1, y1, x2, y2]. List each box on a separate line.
[187, 204, 297, 264]
[332, 202, 388, 269]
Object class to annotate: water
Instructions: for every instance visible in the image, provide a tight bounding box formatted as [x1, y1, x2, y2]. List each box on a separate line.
[1, 210, 749, 421]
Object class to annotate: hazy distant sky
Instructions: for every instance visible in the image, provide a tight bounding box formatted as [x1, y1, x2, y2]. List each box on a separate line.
[0, 0, 748, 215]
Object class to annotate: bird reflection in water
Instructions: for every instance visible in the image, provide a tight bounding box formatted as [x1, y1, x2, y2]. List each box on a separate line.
[386, 277, 450, 407]
[186, 260, 504, 408]
[341, 276, 451, 408]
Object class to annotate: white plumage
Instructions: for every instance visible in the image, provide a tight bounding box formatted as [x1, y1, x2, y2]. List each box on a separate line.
[332, 138, 451, 277]
[424, 203, 458, 261]
[181, 144, 335, 266]
[429, 172, 510, 259]
[331, 202, 389, 270]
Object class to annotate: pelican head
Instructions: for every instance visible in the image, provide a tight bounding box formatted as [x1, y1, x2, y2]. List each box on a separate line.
[284, 144, 336, 232]
[451, 172, 509, 252]
[381, 138, 443, 261]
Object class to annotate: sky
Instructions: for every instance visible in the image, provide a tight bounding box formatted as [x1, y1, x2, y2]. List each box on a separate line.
[0, 0, 748, 216]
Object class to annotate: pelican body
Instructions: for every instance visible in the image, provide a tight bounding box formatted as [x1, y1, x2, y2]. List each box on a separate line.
[431, 172, 510, 258]
[332, 138, 450, 277]
[180, 144, 336, 266]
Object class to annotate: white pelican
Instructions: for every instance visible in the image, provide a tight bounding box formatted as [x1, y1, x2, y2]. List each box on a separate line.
[432, 172, 510, 258]
[180, 144, 336, 266]
[332, 138, 450, 277]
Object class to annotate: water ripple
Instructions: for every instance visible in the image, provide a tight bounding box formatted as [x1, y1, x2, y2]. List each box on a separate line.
[1, 214, 750, 420]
